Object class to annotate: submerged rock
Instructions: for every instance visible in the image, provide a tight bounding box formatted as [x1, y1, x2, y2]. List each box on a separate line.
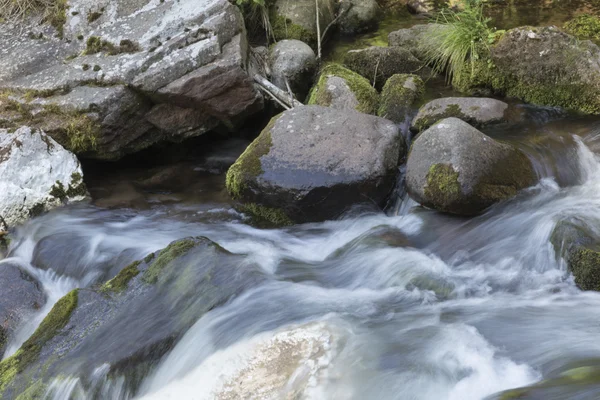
[378, 74, 424, 123]
[271, 0, 336, 48]
[411, 97, 510, 132]
[469, 26, 600, 114]
[269, 40, 317, 102]
[0, 0, 263, 160]
[307, 63, 379, 114]
[339, 0, 381, 34]
[343, 46, 427, 89]
[0, 127, 86, 229]
[405, 118, 537, 215]
[0, 237, 268, 398]
[226, 105, 402, 225]
[551, 221, 600, 291]
[0, 261, 46, 358]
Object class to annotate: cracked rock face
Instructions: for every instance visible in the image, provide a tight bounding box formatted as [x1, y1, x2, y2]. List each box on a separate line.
[0, 127, 86, 229]
[0, 0, 263, 160]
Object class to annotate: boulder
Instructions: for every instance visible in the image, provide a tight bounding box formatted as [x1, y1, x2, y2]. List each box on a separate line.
[0, 237, 268, 398]
[0, 0, 263, 160]
[226, 105, 403, 225]
[388, 23, 444, 60]
[550, 220, 600, 291]
[407, 0, 436, 13]
[378, 74, 424, 123]
[469, 26, 600, 114]
[339, 0, 381, 34]
[269, 40, 317, 102]
[271, 0, 337, 48]
[307, 63, 379, 114]
[0, 127, 86, 229]
[0, 261, 46, 358]
[405, 118, 537, 215]
[343, 46, 428, 89]
[411, 97, 510, 132]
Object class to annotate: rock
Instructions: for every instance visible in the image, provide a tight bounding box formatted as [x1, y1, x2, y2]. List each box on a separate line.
[0, 127, 86, 229]
[0, 0, 263, 160]
[405, 118, 537, 215]
[411, 97, 510, 132]
[378, 74, 424, 123]
[269, 40, 317, 102]
[307, 63, 379, 114]
[339, 0, 381, 34]
[550, 220, 600, 291]
[272, 0, 337, 48]
[0, 237, 268, 398]
[0, 261, 46, 358]
[388, 24, 444, 60]
[226, 105, 402, 225]
[407, 0, 436, 13]
[469, 26, 600, 115]
[343, 46, 427, 89]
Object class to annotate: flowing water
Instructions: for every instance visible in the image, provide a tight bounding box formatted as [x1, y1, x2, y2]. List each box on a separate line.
[4, 113, 600, 399]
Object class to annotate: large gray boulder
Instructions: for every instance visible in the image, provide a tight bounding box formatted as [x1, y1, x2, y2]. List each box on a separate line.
[406, 118, 537, 215]
[378, 74, 424, 124]
[411, 97, 510, 132]
[388, 24, 444, 60]
[339, 0, 381, 34]
[0, 261, 46, 358]
[226, 105, 403, 225]
[269, 40, 317, 102]
[272, 0, 337, 48]
[0, 237, 268, 399]
[0, 127, 86, 229]
[0, 0, 263, 160]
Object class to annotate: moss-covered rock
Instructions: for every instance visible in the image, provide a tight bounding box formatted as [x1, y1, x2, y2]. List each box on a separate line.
[271, 0, 336, 49]
[406, 118, 537, 215]
[465, 26, 600, 115]
[338, 0, 382, 35]
[307, 63, 379, 114]
[343, 46, 428, 89]
[226, 105, 402, 225]
[377, 73, 424, 123]
[564, 15, 600, 42]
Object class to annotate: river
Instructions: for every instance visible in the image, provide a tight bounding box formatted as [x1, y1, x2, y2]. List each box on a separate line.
[3, 111, 600, 399]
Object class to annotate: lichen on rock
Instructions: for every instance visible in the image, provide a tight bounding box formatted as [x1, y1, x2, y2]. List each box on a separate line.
[377, 73, 424, 123]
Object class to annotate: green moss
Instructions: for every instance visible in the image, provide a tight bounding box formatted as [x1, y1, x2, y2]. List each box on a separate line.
[413, 103, 469, 132]
[307, 63, 379, 114]
[378, 74, 424, 122]
[0, 290, 78, 394]
[143, 239, 198, 284]
[569, 246, 600, 291]
[424, 163, 462, 211]
[240, 203, 293, 227]
[271, 14, 316, 48]
[87, 10, 103, 23]
[101, 261, 141, 293]
[564, 15, 600, 42]
[14, 379, 46, 400]
[226, 117, 276, 200]
[143, 252, 156, 264]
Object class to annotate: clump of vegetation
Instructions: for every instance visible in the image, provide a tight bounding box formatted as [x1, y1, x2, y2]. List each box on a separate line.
[0, 0, 68, 37]
[422, 0, 503, 88]
[564, 15, 600, 42]
[235, 0, 275, 43]
[84, 36, 140, 56]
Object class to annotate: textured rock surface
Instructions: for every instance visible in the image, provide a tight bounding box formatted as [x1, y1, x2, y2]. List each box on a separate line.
[226, 105, 402, 224]
[378, 74, 424, 123]
[0, 261, 45, 358]
[0, 127, 86, 229]
[269, 40, 317, 102]
[406, 118, 537, 215]
[339, 0, 381, 34]
[343, 46, 428, 89]
[272, 0, 336, 47]
[411, 97, 510, 132]
[0, 0, 263, 159]
[388, 24, 443, 60]
[307, 64, 379, 114]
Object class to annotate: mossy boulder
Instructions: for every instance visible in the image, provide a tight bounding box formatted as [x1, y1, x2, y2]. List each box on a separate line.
[411, 97, 510, 132]
[338, 0, 382, 34]
[343, 46, 428, 89]
[563, 15, 600, 42]
[378, 74, 424, 123]
[467, 26, 600, 115]
[271, 0, 337, 48]
[550, 220, 600, 291]
[226, 105, 402, 225]
[405, 117, 537, 215]
[269, 40, 317, 102]
[388, 23, 445, 60]
[0, 237, 267, 398]
[307, 63, 379, 114]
